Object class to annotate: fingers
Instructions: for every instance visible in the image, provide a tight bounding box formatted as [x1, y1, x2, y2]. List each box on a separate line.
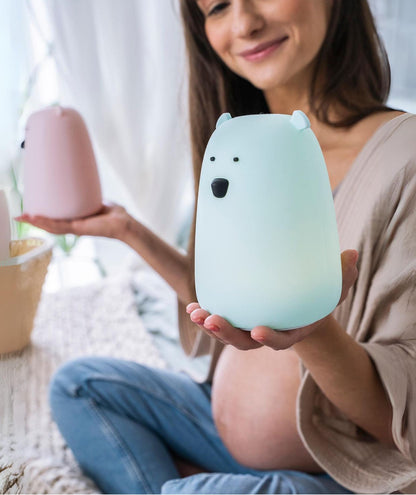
[186, 302, 200, 313]
[186, 303, 224, 341]
[14, 212, 105, 236]
[205, 315, 263, 350]
[189, 307, 211, 326]
[186, 302, 260, 349]
[186, 300, 313, 351]
[14, 214, 77, 235]
[251, 324, 316, 350]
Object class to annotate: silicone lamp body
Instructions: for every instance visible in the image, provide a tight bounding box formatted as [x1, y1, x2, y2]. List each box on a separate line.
[22, 106, 102, 219]
[194, 111, 342, 331]
[0, 190, 11, 262]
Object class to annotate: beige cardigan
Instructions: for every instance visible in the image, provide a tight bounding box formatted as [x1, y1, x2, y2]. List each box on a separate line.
[177, 113, 416, 493]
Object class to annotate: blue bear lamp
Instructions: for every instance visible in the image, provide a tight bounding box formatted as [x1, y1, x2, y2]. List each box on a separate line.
[194, 111, 342, 331]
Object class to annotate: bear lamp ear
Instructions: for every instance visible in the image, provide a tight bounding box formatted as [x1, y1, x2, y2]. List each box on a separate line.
[290, 110, 310, 131]
[216, 113, 232, 129]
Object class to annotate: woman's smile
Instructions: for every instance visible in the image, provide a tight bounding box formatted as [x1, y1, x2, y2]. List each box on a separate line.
[238, 35, 289, 62]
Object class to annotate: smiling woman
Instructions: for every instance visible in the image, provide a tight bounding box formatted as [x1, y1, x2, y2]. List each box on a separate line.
[178, 0, 415, 493]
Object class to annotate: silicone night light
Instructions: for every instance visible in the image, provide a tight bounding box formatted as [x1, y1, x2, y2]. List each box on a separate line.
[194, 111, 342, 331]
[22, 106, 102, 219]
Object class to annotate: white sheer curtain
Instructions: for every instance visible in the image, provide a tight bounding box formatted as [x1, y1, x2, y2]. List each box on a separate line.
[370, 0, 416, 112]
[37, 0, 193, 246]
[0, 0, 32, 198]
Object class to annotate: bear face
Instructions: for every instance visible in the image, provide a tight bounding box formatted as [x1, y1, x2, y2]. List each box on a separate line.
[195, 111, 341, 330]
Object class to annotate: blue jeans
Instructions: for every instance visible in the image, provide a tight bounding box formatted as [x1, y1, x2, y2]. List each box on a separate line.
[49, 356, 352, 494]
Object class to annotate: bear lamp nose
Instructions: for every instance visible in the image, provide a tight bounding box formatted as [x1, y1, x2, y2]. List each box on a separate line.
[211, 178, 229, 198]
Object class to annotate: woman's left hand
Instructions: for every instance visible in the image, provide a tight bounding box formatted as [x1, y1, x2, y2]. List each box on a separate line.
[186, 249, 359, 351]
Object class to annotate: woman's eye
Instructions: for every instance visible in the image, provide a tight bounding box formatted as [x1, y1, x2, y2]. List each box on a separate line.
[207, 2, 229, 17]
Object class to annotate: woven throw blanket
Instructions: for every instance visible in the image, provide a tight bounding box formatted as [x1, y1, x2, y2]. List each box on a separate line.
[0, 274, 166, 494]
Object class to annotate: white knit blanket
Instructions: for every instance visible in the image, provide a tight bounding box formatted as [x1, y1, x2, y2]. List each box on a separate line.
[0, 274, 166, 494]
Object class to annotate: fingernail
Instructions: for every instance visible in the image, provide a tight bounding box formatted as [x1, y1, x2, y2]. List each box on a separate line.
[191, 316, 204, 325]
[206, 324, 219, 332]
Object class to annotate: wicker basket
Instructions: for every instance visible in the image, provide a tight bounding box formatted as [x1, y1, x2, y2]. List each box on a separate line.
[0, 238, 53, 354]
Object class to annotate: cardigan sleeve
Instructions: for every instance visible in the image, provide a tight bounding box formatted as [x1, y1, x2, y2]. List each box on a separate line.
[359, 160, 416, 463]
[360, 341, 416, 461]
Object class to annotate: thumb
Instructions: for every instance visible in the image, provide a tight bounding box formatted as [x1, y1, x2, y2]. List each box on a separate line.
[338, 249, 359, 305]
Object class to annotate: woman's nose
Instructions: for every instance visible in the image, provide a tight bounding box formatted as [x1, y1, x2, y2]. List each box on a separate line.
[231, 0, 265, 38]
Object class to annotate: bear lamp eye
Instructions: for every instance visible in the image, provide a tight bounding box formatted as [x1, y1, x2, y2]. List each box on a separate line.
[210, 156, 215, 162]
[233, 157, 239, 162]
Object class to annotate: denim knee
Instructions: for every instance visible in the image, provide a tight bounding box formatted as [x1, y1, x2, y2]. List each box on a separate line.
[49, 356, 106, 405]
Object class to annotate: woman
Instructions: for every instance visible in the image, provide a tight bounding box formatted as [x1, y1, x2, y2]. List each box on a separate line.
[17, 0, 416, 493]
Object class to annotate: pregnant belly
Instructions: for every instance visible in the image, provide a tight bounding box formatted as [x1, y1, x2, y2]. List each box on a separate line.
[212, 345, 323, 472]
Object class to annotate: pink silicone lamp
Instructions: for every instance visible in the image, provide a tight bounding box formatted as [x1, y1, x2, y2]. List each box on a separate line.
[22, 106, 102, 219]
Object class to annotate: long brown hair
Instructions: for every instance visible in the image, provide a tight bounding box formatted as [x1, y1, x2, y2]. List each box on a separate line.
[179, 0, 394, 294]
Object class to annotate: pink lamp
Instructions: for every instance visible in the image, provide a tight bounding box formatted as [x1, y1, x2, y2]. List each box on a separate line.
[22, 106, 102, 219]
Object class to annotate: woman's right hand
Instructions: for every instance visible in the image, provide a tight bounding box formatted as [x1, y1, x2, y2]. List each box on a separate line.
[14, 202, 131, 240]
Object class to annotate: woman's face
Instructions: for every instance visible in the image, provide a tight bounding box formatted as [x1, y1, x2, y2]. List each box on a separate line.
[197, 0, 332, 93]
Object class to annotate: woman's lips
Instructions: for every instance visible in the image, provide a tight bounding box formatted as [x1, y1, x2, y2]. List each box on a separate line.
[239, 37, 288, 62]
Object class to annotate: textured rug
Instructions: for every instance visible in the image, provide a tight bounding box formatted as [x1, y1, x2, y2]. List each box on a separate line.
[0, 273, 166, 494]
